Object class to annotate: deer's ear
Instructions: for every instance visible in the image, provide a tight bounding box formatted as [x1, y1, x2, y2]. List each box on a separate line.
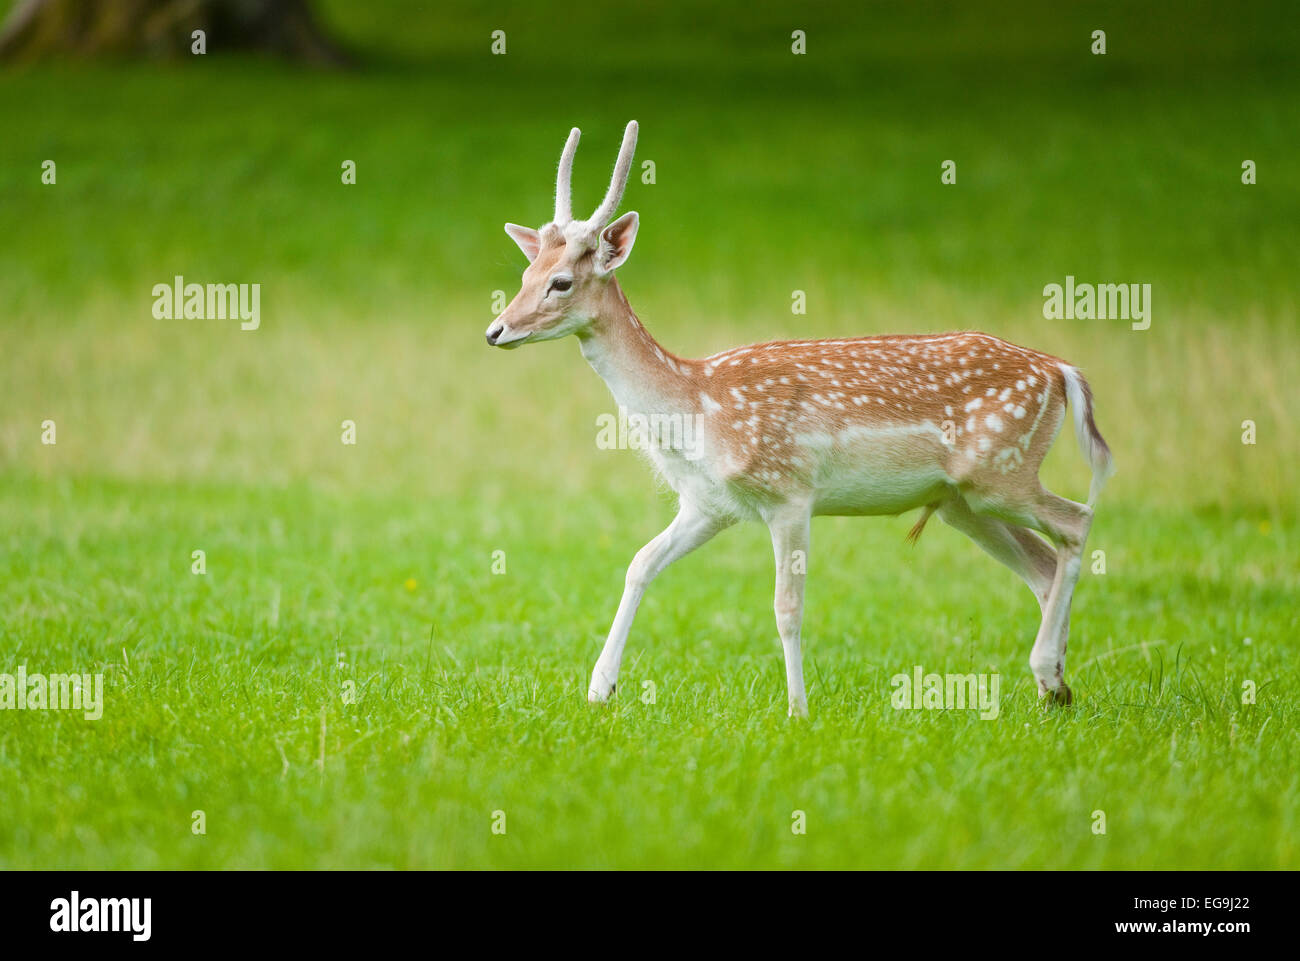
[504, 223, 541, 262]
[595, 211, 639, 275]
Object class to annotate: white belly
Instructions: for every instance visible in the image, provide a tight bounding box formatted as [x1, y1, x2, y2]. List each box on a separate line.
[805, 425, 952, 516]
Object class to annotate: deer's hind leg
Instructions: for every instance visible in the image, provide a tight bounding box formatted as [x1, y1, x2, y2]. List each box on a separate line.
[936, 497, 1057, 611]
[1021, 489, 1092, 703]
[961, 482, 1093, 704]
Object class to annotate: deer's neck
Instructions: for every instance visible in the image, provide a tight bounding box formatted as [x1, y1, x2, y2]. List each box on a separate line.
[578, 281, 694, 415]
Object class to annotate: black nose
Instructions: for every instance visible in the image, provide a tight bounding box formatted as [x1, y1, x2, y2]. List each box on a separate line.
[486, 324, 503, 346]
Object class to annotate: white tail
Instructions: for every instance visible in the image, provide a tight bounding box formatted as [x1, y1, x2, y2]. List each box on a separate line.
[1060, 364, 1115, 509]
[486, 122, 1114, 715]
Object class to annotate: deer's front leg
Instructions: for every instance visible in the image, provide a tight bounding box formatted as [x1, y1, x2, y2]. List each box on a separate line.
[768, 504, 812, 718]
[588, 501, 726, 704]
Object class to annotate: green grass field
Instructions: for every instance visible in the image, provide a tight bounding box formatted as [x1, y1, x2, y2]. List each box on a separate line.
[1, 1, 1297, 869]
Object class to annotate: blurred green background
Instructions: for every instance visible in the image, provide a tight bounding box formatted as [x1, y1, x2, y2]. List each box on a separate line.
[0, 0, 1296, 869]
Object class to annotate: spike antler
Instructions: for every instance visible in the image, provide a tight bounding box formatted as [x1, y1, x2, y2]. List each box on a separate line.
[588, 120, 638, 228]
[551, 121, 638, 229]
[554, 127, 581, 224]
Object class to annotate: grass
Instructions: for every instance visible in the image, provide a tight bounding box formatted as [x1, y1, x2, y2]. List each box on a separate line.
[3, 477, 1295, 868]
[0, 0, 1297, 869]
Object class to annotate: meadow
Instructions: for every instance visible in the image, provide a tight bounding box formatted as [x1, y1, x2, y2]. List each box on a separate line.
[0, 1, 1296, 869]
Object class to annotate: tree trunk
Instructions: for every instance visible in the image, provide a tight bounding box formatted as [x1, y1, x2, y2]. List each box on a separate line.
[0, 0, 351, 65]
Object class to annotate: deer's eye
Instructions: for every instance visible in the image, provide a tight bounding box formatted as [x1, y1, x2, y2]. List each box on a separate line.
[549, 276, 573, 294]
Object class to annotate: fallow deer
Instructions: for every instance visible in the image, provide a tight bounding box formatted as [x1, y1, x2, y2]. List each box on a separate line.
[486, 121, 1114, 716]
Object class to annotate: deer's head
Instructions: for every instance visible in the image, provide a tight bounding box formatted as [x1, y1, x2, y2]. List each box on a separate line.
[486, 122, 640, 348]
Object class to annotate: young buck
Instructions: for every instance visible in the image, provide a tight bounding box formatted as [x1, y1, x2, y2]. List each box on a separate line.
[486, 121, 1114, 716]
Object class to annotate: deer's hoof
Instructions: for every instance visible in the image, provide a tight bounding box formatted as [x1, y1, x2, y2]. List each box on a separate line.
[1042, 684, 1073, 708]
